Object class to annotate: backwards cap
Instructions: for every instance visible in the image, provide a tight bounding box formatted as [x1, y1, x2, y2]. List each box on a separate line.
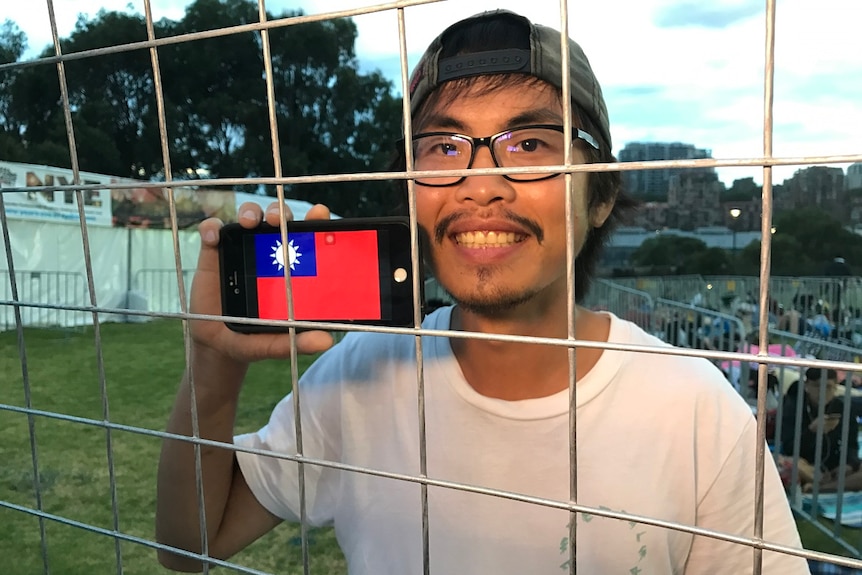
[408, 10, 611, 149]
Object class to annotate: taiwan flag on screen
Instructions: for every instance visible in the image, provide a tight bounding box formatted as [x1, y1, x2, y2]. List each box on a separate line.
[254, 230, 382, 321]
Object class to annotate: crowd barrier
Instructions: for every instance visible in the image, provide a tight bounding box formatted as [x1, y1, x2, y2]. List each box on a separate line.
[586, 278, 654, 332]
[132, 268, 195, 317]
[0, 270, 88, 331]
[590, 277, 862, 558]
[609, 275, 862, 319]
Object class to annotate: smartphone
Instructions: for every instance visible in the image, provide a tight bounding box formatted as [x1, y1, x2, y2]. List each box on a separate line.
[219, 217, 416, 332]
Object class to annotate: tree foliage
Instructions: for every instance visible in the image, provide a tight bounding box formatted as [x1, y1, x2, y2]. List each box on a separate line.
[740, 208, 862, 276]
[0, 19, 28, 161]
[0, 0, 403, 217]
[629, 208, 862, 277]
[630, 234, 732, 275]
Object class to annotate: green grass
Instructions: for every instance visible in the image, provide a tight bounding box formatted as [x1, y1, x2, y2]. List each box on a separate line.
[2, 320, 861, 573]
[0, 320, 346, 575]
[797, 517, 862, 558]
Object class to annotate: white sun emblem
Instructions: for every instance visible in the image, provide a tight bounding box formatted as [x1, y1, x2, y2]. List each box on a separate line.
[271, 239, 302, 271]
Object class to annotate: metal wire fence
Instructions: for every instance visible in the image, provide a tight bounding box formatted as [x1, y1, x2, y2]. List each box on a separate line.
[3, 0, 862, 574]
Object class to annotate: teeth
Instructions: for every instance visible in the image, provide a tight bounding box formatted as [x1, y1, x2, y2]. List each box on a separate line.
[455, 231, 520, 248]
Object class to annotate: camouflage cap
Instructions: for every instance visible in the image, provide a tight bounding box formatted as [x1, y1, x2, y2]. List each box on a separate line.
[408, 9, 611, 150]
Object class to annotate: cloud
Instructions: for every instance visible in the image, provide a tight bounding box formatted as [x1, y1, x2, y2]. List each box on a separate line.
[611, 85, 665, 99]
[654, 0, 762, 29]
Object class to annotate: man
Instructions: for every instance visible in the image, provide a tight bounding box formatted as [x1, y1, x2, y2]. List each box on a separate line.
[781, 367, 862, 492]
[156, 10, 809, 573]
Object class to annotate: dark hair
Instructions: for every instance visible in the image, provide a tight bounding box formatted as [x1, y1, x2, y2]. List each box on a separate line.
[394, 15, 637, 302]
[805, 367, 838, 382]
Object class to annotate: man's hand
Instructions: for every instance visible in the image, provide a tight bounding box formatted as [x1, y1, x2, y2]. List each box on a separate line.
[809, 413, 841, 434]
[156, 201, 335, 570]
[189, 201, 335, 366]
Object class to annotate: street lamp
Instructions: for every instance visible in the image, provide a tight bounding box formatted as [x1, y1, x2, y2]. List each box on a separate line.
[729, 208, 742, 253]
[730, 208, 742, 273]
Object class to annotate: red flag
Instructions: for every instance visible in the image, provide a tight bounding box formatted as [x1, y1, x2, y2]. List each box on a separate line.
[257, 230, 381, 320]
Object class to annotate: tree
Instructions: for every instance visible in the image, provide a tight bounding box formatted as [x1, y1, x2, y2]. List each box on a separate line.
[775, 208, 862, 271]
[157, 0, 403, 215]
[0, 20, 27, 161]
[739, 233, 805, 276]
[723, 177, 759, 202]
[630, 234, 712, 273]
[739, 208, 862, 276]
[5, 10, 161, 176]
[4, 0, 403, 216]
[687, 247, 732, 275]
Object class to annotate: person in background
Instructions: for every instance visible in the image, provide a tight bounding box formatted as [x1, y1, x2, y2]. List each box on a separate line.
[781, 367, 862, 492]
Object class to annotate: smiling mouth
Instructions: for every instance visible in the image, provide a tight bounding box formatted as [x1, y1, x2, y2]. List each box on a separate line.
[454, 231, 525, 248]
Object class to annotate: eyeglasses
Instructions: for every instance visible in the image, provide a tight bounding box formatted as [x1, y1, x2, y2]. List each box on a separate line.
[407, 124, 600, 187]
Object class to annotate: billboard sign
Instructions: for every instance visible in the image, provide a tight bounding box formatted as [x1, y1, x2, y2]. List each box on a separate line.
[0, 161, 129, 226]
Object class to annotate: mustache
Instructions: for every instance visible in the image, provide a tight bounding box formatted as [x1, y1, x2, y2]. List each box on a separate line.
[434, 210, 544, 245]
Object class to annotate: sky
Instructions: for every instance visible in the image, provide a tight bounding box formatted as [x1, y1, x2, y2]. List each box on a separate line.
[5, 0, 862, 187]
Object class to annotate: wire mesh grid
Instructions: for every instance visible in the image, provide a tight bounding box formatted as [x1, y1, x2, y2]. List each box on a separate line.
[2, 0, 862, 573]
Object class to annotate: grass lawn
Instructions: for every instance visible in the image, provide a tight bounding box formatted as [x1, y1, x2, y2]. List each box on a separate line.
[1, 320, 860, 573]
[1, 319, 345, 575]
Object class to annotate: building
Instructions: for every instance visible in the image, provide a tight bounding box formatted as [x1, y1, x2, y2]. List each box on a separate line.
[631, 201, 669, 230]
[784, 166, 846, 221]
[618, 142, 715, 197]
[665, 171, 724, 230]
[847, 163, 862, 191]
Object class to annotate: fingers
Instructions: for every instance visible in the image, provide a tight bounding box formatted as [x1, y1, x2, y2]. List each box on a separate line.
[264, 202, 331, 225]
[238, 200, 331, 228]
[195, 218, 224, 276]
[217, 328, 334, 363]
[238, 202, 265, 228]
[305, 203, 331, 221]
[264, 201, 296, 227]
[295, 330, 335, 354]
[198, 217, 224, 248]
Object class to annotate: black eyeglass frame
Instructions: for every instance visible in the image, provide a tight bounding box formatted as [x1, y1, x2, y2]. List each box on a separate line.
[403, 123, 601, 188]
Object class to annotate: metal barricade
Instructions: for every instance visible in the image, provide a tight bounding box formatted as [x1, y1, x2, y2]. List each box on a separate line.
[586, 279, 654, 333]
[652, 297, 751, 387]
[770, 277, 843, 315]
[653, 275, 706, 304]
[764, 332, 862, 557]
[653, 298, 746, 351]
[623, 276, 862, 557]
[610, 275, 705, 305]
[132, 269, 195, 316]
[0, 270, 89, 331]
[702, 276, 758, 307]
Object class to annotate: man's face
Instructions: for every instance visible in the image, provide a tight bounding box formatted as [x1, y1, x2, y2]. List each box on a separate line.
[804, 376, 836, 405]
[414, 79, 613, 316]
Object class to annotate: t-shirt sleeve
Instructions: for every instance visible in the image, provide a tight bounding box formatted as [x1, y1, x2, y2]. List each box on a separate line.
[685, 418, 810, 574]
[233, 354, 344, 527]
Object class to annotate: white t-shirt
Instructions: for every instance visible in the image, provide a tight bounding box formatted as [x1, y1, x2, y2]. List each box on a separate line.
[235, 307, 809, 574]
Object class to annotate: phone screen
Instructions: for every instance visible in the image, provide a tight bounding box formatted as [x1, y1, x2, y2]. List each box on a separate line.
[219, 218, 415, 331]
[248, 229, 386, 321]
